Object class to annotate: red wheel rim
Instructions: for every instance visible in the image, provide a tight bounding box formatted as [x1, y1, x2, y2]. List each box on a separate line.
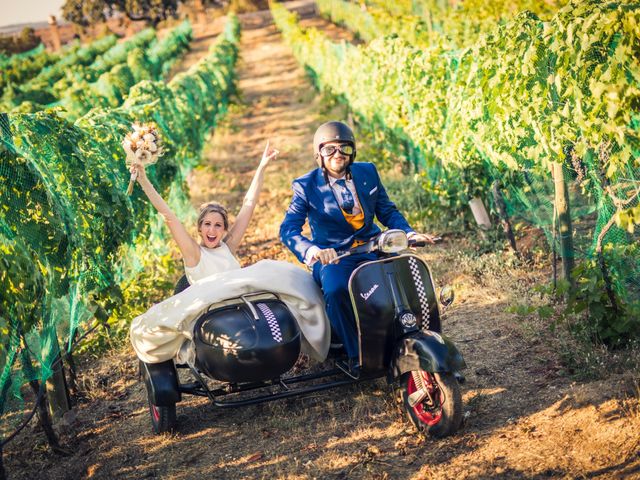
[151, 404, 160, 422]
[407, 371, 444, 426]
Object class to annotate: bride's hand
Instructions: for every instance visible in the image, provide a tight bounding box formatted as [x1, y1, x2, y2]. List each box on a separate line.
[130, 162, 148, 183]
[259, 140, 279, 168]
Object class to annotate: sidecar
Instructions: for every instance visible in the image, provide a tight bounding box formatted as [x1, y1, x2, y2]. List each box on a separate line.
[141, 290, 307, 433]
[140, 285, 357, 434]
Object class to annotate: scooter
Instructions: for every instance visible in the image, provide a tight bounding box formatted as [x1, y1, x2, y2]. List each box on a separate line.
[140, 229, 466, 437]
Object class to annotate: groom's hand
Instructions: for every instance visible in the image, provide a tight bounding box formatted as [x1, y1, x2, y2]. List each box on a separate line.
[408, 232, 441, 246]
[315, 248, 338, 265]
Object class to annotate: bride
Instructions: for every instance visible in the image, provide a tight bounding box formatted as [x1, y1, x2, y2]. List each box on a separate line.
[130, 141, 278, 282]
[128, 141, 330, 365]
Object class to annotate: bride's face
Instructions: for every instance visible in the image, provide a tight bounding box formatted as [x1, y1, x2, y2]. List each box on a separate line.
[199, 212, 227, 248]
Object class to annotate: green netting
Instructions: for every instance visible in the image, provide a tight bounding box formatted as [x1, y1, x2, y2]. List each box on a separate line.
[0, 43, 62, 98]
[59, 21, 193, 120]
[1, 23, 193, 117]
[0, 43, 46, 68]
[368, 0, 568, 47]
[0, 14, 240, 438]
[148, 20, 193, 78]
[0, 34, 118, 112]
[317, 0, 434, 46]
[272, 0, 640, 340]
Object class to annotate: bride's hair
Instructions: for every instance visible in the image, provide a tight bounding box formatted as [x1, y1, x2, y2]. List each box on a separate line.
[197, 202, 229, 231]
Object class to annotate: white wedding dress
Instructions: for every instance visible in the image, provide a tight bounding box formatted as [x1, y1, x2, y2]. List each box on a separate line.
[184, 243, 240, 283]
[130, 244, 330, 365]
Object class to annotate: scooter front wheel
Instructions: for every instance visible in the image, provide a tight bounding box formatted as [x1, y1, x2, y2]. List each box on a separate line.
[399, 371, 462, 438]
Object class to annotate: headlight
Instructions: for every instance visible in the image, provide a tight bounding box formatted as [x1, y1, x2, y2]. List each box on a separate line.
[377, 229, 408, 253]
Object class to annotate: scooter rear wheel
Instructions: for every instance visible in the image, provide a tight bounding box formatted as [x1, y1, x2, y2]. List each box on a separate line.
[148, 401, 177, 434]
[400, 371, 462, 438]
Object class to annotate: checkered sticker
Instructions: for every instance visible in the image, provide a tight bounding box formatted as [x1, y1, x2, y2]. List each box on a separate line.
[408, 257, 431, 331]
[257, 303, 283, 343]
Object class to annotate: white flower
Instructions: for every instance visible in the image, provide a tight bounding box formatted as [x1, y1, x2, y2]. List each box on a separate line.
[135, 149, 152, 163]
[122, 141, 136, 163]
[123, 122, 161, 169]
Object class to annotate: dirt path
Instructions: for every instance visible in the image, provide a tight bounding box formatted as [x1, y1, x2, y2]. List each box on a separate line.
[166, 16, 228, 80]
[5, 4, 640, 480]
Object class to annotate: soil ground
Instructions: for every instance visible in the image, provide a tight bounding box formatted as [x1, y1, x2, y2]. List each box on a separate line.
[4, 3, 640, 479]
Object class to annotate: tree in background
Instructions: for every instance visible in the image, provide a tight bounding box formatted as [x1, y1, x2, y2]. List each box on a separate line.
[0, 28, 41, 54]
[62, 0, 271, 27]
[63, 0, 181, 27]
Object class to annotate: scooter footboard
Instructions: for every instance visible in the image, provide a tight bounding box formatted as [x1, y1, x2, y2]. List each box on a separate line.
[390, 332, 466, 380]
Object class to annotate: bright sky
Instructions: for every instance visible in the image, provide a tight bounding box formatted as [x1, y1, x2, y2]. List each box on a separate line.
[1, 0, 66, 27]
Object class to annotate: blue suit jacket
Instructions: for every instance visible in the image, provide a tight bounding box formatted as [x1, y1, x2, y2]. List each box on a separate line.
[280, 162, 414, 263]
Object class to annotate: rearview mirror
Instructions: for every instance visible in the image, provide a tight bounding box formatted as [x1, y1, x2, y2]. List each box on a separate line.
[439, 286, 455, 308]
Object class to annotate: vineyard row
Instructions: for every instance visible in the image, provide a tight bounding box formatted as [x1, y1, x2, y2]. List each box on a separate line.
[0, 15, 241, 415]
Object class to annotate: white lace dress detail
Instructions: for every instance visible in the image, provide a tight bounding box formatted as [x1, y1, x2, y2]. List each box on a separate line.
[184, 242, 241, 284]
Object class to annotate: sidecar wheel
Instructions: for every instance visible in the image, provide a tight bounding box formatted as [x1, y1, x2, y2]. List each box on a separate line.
[400, 371, 462, 438]
[149, 401, 177, 434]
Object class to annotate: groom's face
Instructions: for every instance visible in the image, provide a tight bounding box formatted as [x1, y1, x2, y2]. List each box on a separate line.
[321, 141, 351, 179]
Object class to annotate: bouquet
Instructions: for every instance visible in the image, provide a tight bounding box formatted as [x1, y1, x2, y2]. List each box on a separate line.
[122, 122, 163, 194]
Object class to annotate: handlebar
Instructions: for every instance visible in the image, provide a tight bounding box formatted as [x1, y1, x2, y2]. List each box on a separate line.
[329, 235, 443, 264]
[408, 236, 442, 248]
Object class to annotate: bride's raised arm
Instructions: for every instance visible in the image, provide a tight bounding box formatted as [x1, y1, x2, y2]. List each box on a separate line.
[225, 141, 279, 254]
[132, 163, 201, 267]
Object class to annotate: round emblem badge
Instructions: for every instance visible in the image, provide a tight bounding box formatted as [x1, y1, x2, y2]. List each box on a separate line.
[400, 312, 417, 327]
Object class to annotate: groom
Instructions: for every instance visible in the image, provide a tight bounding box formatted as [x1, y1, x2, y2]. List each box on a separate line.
[280, 121, 435, 374]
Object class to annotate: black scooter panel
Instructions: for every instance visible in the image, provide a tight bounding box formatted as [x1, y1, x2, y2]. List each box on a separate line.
[350, 260, 396, 373]
[350, 254, 441, 373]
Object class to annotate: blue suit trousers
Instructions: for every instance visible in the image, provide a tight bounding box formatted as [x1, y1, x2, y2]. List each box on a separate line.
[312, 252, 378, 360]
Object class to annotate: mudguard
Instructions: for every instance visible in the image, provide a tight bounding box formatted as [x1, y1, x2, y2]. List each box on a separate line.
[389, 331, 466, 380]
[141, 360, 181, 406]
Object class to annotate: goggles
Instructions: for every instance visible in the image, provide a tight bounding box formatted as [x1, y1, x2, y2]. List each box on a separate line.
[320, 143, 354, 157]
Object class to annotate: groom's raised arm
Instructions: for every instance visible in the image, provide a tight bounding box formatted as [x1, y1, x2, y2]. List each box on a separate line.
[280, 180, 315, 264]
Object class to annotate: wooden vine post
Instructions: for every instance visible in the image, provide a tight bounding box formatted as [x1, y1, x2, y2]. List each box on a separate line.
[124, 16, 135, 37]
[551, 161, 575, 288]
[194, 0, 207, 26]
[0, 349, 17, 480]
[19, 340, 63, 453]
[0, 440, 5, 480]
[47, 15, 62, 52]
[492, 181, 517, 252]
[45, 336, 71, 421]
